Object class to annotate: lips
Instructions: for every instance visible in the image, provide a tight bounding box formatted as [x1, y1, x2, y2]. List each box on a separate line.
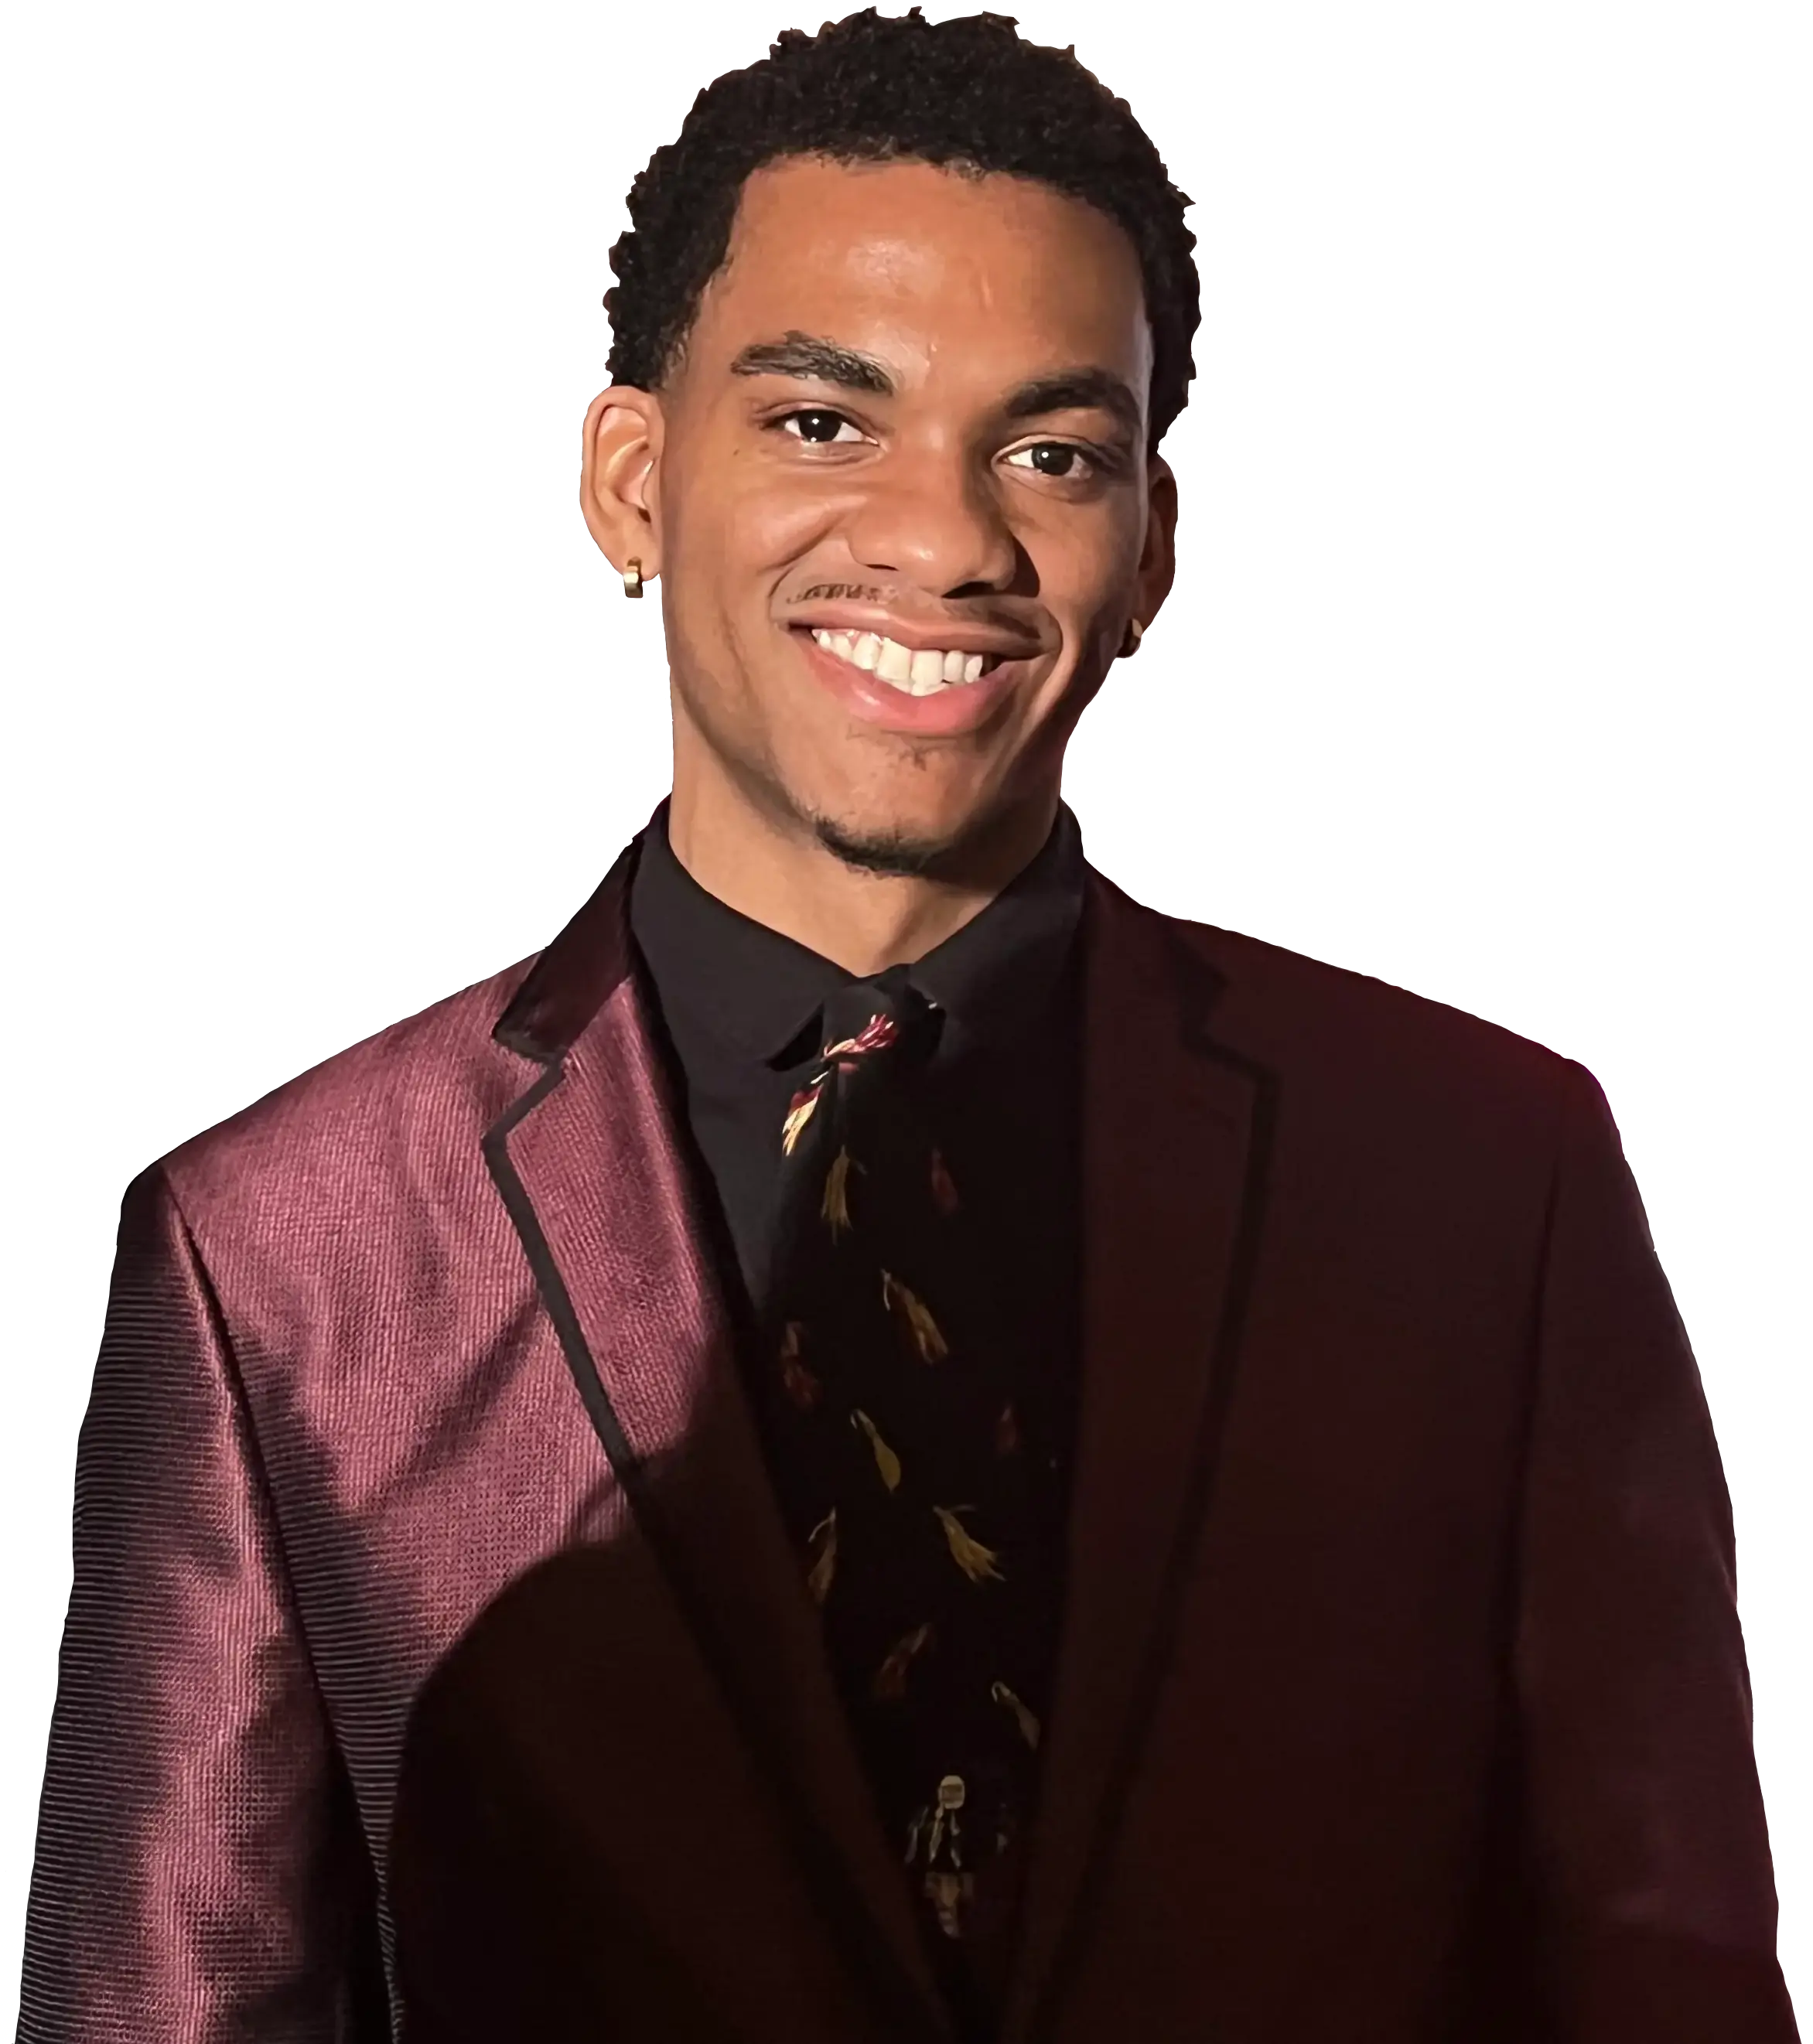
[807, 627, 994, 695]
[792, 625, 1033, 736]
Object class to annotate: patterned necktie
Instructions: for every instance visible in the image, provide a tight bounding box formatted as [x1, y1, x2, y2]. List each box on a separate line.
[755, 966, 1053, 1964]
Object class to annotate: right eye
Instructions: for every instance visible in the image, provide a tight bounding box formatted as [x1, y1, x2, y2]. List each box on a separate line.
[779, 409, 864, 445]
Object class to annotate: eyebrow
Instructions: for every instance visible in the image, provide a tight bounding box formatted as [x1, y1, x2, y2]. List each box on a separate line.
[730, 332, 895, 396]
[729, 336, 1142, 438]
[1003, 369, 1142, 438]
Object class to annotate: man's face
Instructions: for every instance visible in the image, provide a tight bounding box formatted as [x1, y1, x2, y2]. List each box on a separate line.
[644, 155, 1171, 869]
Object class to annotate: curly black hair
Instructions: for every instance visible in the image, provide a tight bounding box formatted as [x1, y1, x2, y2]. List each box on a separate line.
[606, 9, 1198, 445]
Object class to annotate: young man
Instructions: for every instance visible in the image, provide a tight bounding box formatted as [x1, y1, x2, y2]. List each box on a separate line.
[19, 13, 1797, 2043]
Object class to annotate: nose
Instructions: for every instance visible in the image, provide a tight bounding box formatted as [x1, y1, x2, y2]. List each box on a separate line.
[842, 438, 1023, 598]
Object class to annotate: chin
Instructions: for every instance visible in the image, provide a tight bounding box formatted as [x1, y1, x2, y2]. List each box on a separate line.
[809, 812, 963, 879]
[801, 780, 1028, 882]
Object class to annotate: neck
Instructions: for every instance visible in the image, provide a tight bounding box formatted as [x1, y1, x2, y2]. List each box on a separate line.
[665, 767, 1059, 978]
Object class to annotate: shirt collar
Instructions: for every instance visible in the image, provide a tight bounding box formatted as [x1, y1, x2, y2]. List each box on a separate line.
[629, 801, 1086, 1071]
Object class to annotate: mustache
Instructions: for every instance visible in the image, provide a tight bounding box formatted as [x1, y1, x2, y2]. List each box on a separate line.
[790, 582, 890, 604]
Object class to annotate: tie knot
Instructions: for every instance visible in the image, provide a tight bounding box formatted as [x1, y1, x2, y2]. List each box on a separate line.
[779, 969, 938, 1158]
[818, 966, 938, 1067]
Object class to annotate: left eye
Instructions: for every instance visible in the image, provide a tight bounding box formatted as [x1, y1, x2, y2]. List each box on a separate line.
[1006, 442, 1094, 479]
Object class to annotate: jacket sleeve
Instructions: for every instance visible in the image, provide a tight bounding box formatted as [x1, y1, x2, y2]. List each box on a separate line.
[1516, 1062, 1798, 2040]
[18, 1169, 384, 2042]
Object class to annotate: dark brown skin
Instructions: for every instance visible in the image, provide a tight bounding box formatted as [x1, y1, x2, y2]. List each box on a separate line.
[582, 155, 1176, 972]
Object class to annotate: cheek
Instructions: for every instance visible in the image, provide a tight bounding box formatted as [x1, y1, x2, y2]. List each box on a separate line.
[664, 450, 845, 592]
[1016, 497, 1143, 622]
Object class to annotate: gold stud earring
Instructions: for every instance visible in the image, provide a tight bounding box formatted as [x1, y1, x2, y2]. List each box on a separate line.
[622, 557, 644, 599]
[1118, 616, 1144, 657]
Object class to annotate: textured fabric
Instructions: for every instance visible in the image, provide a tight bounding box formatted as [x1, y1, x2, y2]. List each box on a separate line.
[16, 844, 1799, 2044]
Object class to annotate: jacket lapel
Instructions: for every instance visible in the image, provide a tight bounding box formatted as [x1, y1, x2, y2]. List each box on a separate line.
[483, 844, 948, 2044]
[1002, 873, 1277, 2044]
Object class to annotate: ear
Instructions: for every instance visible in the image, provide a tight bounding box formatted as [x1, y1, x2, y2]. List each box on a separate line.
[580, 385, 665, 584]
[1132, 453, 1178, 634]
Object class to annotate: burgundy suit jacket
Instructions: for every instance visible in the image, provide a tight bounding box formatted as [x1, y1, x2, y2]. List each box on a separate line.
[19, 844, 1798, 2042]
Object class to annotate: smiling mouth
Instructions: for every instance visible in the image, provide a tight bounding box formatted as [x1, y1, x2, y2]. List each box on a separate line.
[804, 627, 1008, 697]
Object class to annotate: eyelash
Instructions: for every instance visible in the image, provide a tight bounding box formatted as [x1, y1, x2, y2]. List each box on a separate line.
[770, 408, 1113, 481]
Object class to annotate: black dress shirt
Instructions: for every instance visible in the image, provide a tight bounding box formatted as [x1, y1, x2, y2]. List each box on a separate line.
[628, 804, 1087, 2032]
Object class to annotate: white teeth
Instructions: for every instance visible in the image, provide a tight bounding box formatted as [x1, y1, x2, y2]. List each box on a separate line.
[876, 636, 913, 684]
[809, 628, 993, 694]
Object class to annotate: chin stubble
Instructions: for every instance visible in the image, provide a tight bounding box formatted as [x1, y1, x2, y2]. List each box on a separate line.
[807, 812, 961, 879]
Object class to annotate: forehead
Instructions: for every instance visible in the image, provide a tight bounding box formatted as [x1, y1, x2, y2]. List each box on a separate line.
[687, 155, 1151, 401]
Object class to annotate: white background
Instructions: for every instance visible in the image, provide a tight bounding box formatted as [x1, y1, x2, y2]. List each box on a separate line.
[2, 0, 1807, 2020]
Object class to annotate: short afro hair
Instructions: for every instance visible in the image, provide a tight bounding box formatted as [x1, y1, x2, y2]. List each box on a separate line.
[606, 9, 1198, 446]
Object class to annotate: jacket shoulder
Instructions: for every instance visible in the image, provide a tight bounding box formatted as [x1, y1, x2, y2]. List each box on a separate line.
[155, 957, 539, 1225]
[1104, 874, 1593, 1128]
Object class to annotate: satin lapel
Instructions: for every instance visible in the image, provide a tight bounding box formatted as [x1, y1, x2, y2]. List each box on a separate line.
[1003, 875, 1278, 2044]
[483, 848, 947, 2044]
